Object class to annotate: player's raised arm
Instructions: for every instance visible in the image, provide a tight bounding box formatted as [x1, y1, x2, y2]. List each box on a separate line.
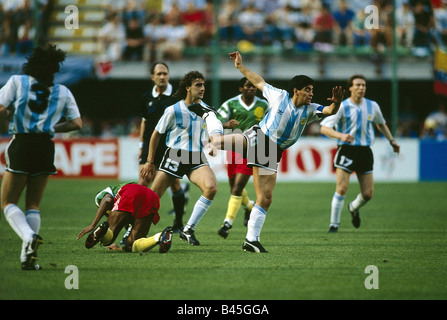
[323, 86, 345, 116]
[229, 51, 265, 92]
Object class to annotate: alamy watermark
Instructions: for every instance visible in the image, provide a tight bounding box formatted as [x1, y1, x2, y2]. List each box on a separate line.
[62, 4, 381, 31]
[64, 265, 79, 289]
[364, 265, 379, 289]
[64, 5, 79, 30]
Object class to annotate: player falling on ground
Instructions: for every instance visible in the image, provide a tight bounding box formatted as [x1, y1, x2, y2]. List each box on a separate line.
[77, 182, 173, 253]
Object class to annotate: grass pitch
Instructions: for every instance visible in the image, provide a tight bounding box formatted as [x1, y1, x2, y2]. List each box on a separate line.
[0, 179, 446, 301]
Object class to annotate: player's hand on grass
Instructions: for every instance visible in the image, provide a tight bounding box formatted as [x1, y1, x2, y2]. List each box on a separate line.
[77, 225, 94, 240]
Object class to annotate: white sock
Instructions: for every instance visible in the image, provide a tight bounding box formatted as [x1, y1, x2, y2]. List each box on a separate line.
[204, 112, 223, 136]
[184, 196, 212, 231]
[246, 204, 266, 242]
[25, 210, 41, 233]
[351, 194, 368, 210]
[4, 204, 35, 242]
[330, 192, 345, 227]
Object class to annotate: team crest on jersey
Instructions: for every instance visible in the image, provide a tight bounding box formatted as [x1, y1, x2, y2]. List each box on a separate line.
[368, 114, 372, 121]
[300, 118, 307, 125]
[254, 106, 264, 120]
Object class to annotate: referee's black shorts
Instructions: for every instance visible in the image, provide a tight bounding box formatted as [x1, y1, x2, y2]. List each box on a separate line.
[334, 145, 374, 174]
[5, 133, 57, 176]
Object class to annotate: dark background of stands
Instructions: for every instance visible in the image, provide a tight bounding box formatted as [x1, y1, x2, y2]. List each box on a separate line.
[70, 77, 434, 137]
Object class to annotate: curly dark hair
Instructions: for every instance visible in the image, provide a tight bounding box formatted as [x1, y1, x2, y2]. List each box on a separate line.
[173, 71, 205, 100]
[287, 75, 314, 96]
[22, 44, 67, 86]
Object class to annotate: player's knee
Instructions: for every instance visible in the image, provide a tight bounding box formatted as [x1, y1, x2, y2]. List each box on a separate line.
[204, 185, 218, 200]
[258, 194, 273, 209]
[362, 190, 373, 201]
[336, 184, 348, 195]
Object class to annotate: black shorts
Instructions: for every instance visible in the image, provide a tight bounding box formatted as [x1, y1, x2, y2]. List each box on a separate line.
[158, 148, 209, 178]
[242, 125, 284, 172]
[5, 134, 57, 176]
[139, 134, 168, 166]
[334, 145, 374, 174]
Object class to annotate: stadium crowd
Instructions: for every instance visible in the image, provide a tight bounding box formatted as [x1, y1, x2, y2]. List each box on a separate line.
[1, 0, 446, 140]
[0, 0, 443, 59]
[96, 0, 441, 61]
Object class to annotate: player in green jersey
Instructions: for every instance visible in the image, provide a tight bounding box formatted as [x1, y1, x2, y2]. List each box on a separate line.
[216, 77, 269, 239]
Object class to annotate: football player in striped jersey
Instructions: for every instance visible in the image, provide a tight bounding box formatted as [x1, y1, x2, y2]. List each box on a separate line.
[203, 51, 345, 252]
[216, 77, 269, 238]
[0, 44, 82, 270]
[321, 74, 400, 232]
[140, 71, 223, 246]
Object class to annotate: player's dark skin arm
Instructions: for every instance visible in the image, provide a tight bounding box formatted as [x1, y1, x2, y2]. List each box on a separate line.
[140, 130, 161, 182]
[76, 194, 114, 240]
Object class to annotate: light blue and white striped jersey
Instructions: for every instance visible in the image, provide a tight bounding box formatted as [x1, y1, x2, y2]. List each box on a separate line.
[0, 75, 81, 137]
[320, 97, 386, 146]
[155, 99, 207, 152]
[260, 83, 324, 150]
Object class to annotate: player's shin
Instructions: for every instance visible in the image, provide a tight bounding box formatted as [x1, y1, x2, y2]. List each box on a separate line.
[100, 229, 114, 246]
[131, 234, 160, 253]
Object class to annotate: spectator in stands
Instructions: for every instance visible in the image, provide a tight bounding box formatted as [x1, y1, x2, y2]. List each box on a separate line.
[434, 0, 447, 46]
[162, 0, 207, 13]
[421, 102, 447, 140]
[123, 15, 145, 61]
[218, 0, 243, 44]
[370, 0, 392, 53]
[352, 9, 372, 47]
[0, 14, 14, 56]
[332, 0, 355, 46]
[144, 13, 169, 62]
[164, 2, 182, 26]
[396, 1, 415, 48]
[123, 0, 146, 26]
[313, 4, 335, 51]
[102, 0, 127, 18]
[237, 3, 266, 45]
[155, 15, 187, 61]
[268, 4, 298, 47]
[98, 12, 126, 61]
[181, 1, 206, 46]
[294, 4, 315, 51]
[16, 18, 34, 56]
[201, 0, 215, 45]
[413, 0, 434, 49]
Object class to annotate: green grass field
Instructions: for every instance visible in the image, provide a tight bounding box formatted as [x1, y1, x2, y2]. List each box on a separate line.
[0, 179, 446, 301]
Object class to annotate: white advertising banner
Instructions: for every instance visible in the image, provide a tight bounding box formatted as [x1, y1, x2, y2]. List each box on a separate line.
[0, 137, 419, 182]
[118, 137, 419, 182]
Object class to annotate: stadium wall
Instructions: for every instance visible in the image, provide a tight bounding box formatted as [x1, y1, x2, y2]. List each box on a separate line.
[1, 137, 445, 182]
